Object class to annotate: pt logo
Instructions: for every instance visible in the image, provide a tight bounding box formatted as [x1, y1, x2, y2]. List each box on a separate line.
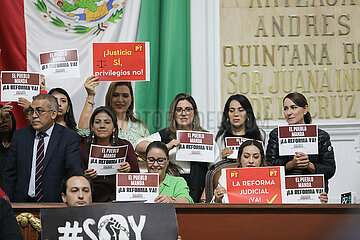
[229, 170, 239, 179]
[269, 168, 278, 177]
[135, 44, 144, 52]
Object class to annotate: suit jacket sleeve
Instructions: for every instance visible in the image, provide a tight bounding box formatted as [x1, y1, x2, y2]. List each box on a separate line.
[2, 132, 19, 201]
[64, 131, 82, 172]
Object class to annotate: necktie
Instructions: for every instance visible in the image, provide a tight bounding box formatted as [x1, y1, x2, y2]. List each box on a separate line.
[35, 132, 47, 202]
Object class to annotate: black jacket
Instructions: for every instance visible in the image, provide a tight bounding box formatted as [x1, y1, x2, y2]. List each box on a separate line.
[0, 198, 24, 239]
[266, 128, 336, 192]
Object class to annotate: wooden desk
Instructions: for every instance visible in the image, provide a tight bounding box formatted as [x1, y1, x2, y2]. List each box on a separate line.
[176, 204, 360, 240]
[12, 203, 360, 240]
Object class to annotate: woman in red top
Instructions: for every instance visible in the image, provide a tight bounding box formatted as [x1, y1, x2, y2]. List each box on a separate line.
[81, 106, 139, 202]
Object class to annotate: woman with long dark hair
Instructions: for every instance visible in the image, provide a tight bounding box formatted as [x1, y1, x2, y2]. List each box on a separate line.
[81, 106, 139, 202]
[266, 92, 336, 193]
[49, 88, 77, 131]
[216, 94, 264, 159]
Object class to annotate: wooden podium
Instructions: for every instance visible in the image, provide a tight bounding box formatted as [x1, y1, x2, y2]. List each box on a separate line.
[12, 203, 360, 240]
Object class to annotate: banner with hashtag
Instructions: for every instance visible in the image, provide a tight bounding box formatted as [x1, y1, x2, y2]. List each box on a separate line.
[40, 203, 178, 239]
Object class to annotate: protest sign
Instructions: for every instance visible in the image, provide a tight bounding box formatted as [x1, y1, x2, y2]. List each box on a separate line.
[278, 124, 318, 156]
[41, 203, 178, 240]
[116, 173, 159, 203]
[88, 145, 128, 176]
[1, 71, 40, 102]
[39, 49, 80, 79]
[92, 42, 150, 81]
[225, 137, 263, 159]
[176, 130, 215, 162]
[220, 167, 285, 204]
[284, 174, 324, 203]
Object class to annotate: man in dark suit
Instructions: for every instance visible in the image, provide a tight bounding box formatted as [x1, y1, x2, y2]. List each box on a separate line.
[2, 94, 82, 202]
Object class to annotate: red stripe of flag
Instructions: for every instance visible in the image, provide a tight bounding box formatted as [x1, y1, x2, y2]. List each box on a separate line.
[0, 0, 29, 129]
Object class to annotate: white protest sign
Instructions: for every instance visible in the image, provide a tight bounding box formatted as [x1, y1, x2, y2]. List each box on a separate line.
[176, 130, 215, 162]
[116, 173, 159, 202]
[284, 174, 325, 204]
[39, 49, 80, 79]
[1, 71, 40, 102]
[278, 125, 318, 156]
[88, 144, 128, 176]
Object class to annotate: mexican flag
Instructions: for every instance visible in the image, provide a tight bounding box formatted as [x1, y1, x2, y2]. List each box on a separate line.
[0, 0, 141, 128]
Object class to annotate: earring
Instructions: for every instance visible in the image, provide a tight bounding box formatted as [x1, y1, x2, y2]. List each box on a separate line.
[245, 117, 251, 128]
[91, 133, 95, 144]
[112, 132, 116, 145]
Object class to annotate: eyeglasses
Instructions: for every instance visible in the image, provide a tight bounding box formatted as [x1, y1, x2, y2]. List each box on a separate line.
[175, 107, 193, 115]
[146, 157, 167, 165]
[27, 107, 53, 116]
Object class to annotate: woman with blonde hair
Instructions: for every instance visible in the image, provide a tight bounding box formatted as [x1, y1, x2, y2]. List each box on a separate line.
[78, 76, 149, 145]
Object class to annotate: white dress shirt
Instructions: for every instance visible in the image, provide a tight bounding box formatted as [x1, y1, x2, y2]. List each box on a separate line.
[28, 124, 55, 197]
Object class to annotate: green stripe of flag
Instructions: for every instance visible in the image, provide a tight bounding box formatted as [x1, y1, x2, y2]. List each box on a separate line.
[135, 0, 191, 133]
